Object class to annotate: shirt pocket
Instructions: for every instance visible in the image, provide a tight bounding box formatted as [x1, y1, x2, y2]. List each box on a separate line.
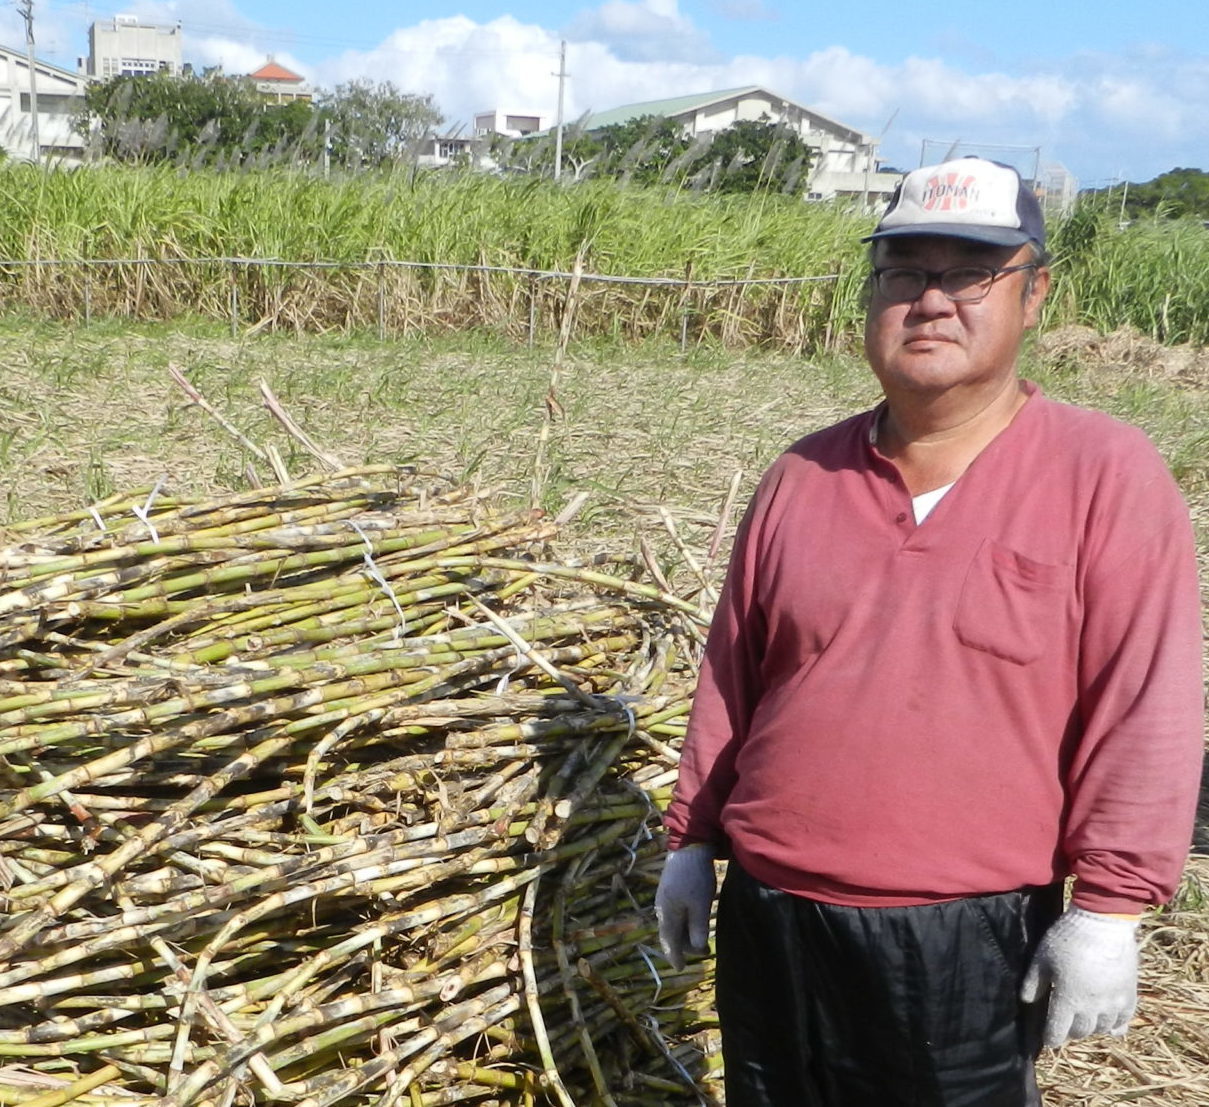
[954, 539, 1072, 665]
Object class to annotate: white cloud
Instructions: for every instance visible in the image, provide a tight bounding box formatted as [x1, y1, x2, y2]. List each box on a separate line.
[189, 37, 308, 80]
[313, 16, 563, 122]
[565, 0, 716, 63]
[1092, 77, 1182, 138]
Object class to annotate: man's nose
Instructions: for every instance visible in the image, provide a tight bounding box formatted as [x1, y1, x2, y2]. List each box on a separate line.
[909, 281, 958, 315]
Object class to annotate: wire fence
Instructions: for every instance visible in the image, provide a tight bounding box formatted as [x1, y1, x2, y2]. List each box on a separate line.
[0, 255, 857, 352]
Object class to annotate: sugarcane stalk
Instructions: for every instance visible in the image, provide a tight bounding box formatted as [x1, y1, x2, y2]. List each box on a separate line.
[0, 466, 710, 1105]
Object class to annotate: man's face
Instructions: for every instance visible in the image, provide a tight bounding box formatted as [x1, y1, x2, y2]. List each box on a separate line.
[863, 235, 1050, 399]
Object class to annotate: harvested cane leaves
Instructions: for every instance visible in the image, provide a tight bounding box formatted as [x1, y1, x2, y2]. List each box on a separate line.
[0, 467, 719, 1106]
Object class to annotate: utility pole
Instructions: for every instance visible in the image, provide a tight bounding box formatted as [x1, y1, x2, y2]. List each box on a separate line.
[553, 40, 567, 181]
[16, 0, 40, 163]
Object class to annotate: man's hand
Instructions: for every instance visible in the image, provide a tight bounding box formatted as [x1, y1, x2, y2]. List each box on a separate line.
[654, 844, 717, 970]
[1021, 907, 1141, 1047]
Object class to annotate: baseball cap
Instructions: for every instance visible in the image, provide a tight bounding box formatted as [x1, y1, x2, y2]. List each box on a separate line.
[863, 157, 1046, 249]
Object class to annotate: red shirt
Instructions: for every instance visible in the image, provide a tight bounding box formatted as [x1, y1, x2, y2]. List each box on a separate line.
[664, 385, 1204, 914]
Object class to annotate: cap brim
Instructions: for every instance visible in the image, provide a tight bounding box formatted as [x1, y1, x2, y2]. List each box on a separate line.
[861, 223, 1034, 247]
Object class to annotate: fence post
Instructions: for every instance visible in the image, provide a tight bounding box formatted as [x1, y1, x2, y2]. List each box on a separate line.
[377, 261, 386, 341]
[229, 261, 239, 338]
[83, 267, 91, 326]
[679, 261, 693, 354]
[528, 276, 537, 347]
[823, 266, 842, 353]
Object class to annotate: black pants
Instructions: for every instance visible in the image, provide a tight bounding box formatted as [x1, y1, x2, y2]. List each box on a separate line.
[716, 863, 1064, 1107]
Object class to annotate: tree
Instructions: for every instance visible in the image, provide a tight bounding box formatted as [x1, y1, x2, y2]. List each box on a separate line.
[76, 71, 317, 163]
[1123, 168, 1209, 220]
[317, 80, 443, 168]
[691, 118, 814, 194]
[539, 114, 815, 194]
[592, 115, 695, 185]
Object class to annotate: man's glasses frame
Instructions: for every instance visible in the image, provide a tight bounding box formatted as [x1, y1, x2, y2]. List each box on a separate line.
[870, 262, 1038, 304]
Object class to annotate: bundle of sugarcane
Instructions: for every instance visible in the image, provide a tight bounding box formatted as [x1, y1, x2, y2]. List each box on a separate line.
[0, 466, 721, 1107]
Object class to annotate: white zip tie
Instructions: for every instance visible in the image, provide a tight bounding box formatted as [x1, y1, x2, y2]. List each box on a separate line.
[627, 784, 656, 856]
[349, 520, 407, 638]
[641, 1012, 711, 1106]
[635, 943, 664, 1005]
[131, 475, 166, 543]
[494, 648, 523, 694]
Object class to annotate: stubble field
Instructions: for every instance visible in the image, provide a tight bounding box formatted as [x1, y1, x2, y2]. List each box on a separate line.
[0, 316, 1205, 1105]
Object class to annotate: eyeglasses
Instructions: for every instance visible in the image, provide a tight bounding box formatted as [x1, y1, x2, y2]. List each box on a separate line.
[870, 263, 1038, 304]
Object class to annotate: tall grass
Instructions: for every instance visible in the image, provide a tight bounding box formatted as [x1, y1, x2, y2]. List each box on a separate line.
[0, 162, 1207, 347]
[0, 164, 868, 349]
[1047, 202, 1209, 345]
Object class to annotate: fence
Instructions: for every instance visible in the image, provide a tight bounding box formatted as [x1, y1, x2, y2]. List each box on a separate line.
[0, 256, 858, 353]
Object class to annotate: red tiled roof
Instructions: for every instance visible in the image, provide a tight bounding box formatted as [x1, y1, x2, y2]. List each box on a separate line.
[249, 61, 304, 82]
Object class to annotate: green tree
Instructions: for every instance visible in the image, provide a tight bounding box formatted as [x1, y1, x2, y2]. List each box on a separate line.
[488, 127, 602, 181]
[691, 118, 814, 194]
[1122, 168, 1209, 219]
[317, 80, 443, 168]
[592, 115, 695, 185]
[75, 71, 318, 163]
[566, 114, 814, 193]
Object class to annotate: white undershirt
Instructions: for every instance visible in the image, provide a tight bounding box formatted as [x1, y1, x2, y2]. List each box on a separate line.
[912, 482, 955, 523]
[868, 410, 957, 524]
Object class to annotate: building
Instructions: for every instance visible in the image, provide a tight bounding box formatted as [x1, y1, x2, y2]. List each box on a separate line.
[473, 109, 545, 139]
[574, 86, 900, 204]
[413, 111, 545, 170]
[248, 59, 311, 104]
[416, 133, 476, 168]
[0, 44, 92, 161]
[88, 15, 182, 80]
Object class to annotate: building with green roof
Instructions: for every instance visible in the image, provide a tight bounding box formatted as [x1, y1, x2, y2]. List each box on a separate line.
[568, 85, 901, 204]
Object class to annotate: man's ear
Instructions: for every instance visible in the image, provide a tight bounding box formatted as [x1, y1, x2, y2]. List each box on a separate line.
[1023, 266, 1051, 329]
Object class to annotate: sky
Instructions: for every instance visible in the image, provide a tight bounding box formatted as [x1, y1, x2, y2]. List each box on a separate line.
[6, 0, 1209, 187]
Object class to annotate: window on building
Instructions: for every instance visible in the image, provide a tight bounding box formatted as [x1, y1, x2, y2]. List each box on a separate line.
[505, 115, 540, 134]
[120, 58, 161, 75]
[20, 93, 84, 115]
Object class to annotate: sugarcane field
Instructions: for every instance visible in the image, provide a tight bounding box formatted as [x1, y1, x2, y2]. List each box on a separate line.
[0, 171, 1207, 1106]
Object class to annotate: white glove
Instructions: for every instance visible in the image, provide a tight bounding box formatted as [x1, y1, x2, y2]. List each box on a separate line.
[654, 844, 717, 970]
[1020, 906, 1141, 1047]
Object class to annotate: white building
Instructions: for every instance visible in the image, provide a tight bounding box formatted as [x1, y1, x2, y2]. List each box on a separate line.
[417, 133, 475, 167]
[0, 45, 92, 161]
[576, 86, 900, 204]
[88, 15, 182, 80]
[473, 110, 545, 139]
[415, 111, 545, 170]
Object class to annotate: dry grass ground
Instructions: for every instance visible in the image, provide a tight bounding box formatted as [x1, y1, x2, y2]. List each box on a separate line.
[0, 316, 1205, 1105]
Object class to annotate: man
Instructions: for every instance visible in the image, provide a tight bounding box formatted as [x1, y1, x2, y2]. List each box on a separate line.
[656, 157, 1204, 1107]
